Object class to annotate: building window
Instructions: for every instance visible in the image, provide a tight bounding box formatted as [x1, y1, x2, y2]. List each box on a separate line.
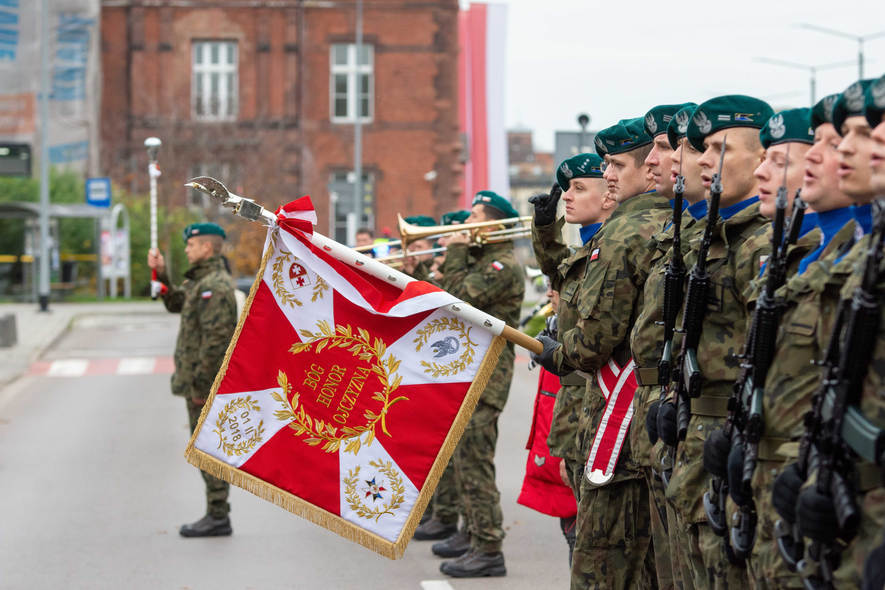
[330, 44, 373, 123]
[192, 41, 238, 121]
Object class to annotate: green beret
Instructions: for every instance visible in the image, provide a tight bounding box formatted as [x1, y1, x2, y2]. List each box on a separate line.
[644, 103, 697, 137]
[667, 104, 697, 150]
[556, 153, 604, 190]
[686, 95, 774, 152]
[810, 94, 840, 130]
[594, 118, 652, 157]
[760, 108, 814, 149]
[865, 75, 885, 129]
[472, 190, 519, 219]
[440, 210, 470, 226]
[404, 215, 436, 227]
[182, 222, 226, 242]
[832, 79, 875, 135]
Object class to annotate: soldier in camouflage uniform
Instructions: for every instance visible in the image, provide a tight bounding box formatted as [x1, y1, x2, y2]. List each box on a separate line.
[437, 191, 525, 578]
[657, 95, 775, 590]
[534, 117, 672, 590]
[531, 152, 615, 502]
[400, 215, 439, 288]
[148, 222, 238, 538]
[633, 103, 703, 590]
[783, 80, 881, 590]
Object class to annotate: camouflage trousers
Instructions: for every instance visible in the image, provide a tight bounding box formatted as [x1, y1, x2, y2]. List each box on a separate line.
[187, 398, 230, 518]
[452, 401, 504, 553]
[645, 467, 675, 590]
[564, 456, 584, 502]
[431, 458, 463, 526]
[674, 514, 748, 590]
[571, 475, 654, 590]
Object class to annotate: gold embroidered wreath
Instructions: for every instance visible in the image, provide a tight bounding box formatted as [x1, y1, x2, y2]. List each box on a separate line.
[272, 321, 406, 455]
[213, 396, 266, 457]
[413, 317, 477, 378]
[270, 234, 329, 308]
[344, 460, 406, 522]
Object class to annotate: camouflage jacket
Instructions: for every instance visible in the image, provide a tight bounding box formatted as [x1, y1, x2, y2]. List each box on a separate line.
[532, 216, 587, 461]
[161, 255, 238, 401]
[629, 208, 700, 466]
[550, 192, 672, 480]
[442, 241, 525, 410]
[665, 201, 771, 523]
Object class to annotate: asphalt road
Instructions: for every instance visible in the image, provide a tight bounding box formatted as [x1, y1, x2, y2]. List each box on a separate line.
[0, 312, 570, 590]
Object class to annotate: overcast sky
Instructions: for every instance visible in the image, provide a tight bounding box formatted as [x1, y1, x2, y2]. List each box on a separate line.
[485, 0, 885, 152]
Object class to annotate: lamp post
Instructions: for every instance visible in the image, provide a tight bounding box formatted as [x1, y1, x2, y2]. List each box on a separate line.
[577, 113, 590, 153]
[37, 0, 51, 312]
[351, 0, 364, 247]
[145, 137, 164, 300]
[753, 57, 857, 105]
[795, 24, 885, 79]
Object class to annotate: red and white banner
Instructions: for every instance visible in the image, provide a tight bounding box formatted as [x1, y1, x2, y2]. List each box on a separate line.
[459, 2, 509, 204]
[185, 197, 505, 559]
[584, 358, 637, 487]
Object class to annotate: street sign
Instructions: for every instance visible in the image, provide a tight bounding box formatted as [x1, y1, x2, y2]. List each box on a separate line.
[85, 177, 112, 208]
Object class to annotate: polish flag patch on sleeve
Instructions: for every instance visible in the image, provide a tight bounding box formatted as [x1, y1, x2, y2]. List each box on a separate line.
[491, 261, 504, 271]
[201, 290, 212, 299]
[590, 248, 600, 262]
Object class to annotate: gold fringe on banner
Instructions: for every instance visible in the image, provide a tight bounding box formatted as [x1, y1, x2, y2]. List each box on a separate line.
[184, 229, 507, 560]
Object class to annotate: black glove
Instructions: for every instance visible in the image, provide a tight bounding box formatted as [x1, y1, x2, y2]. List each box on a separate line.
[528, 184, 562, 227]
[646, 401, 660, 444]
[796, 486, 838, 542]
[772, 463, 804, 523]
[657, 402, 679, 448]
[532, 335, 569, 377]
[727, 443, 750, 506]
[703, 429, 731, 479]
[863, 542, 885, 590]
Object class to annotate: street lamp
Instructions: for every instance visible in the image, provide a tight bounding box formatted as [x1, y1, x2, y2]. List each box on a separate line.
[795, 24, 885, 78]
[753, 57, 858, 105]
[577, 113, 590, 153]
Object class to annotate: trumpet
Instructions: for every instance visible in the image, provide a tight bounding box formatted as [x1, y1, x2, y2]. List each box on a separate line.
[394, 214, 532, 250]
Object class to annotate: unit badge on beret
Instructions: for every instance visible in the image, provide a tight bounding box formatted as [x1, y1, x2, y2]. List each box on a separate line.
[823, 95, 837, 122]
[769, 114, 786, 139]
[845, 82, 865, 111]
[873, 78, 885, 108]
[645, 113, 657, 134]
[693, 111, 712, 134]
[675, 111, 690, 134]
[595, 136, 607, 153]
[560, 162, 573, 179]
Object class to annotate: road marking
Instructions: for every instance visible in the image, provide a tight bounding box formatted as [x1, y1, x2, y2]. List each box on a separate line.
[46, 359, 89, 377]
[420, 582, 455, 590]
[117, 357, 157, 375]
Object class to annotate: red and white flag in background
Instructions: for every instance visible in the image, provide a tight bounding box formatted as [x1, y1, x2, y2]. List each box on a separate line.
[185, 197, 505, 559]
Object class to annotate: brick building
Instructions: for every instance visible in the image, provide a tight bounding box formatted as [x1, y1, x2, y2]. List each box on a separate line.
[99, 0, 462, 264]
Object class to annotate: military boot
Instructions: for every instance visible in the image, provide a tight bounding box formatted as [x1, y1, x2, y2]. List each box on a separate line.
[440, 548, 506, 578]
[413, 518, 457, 541]
[179, 514, 232, 537]
[432, 529, 471, 558]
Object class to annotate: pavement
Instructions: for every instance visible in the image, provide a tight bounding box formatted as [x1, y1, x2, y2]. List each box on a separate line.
[0, 307, 571, 589]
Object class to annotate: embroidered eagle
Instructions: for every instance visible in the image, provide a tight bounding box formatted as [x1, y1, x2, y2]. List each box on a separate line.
[768, 114, 786, 139]
[645, 113, 657, 134]
[430, 336, 460, 358]
[693, 110, 712, 134]
[675, 110, 691, 134]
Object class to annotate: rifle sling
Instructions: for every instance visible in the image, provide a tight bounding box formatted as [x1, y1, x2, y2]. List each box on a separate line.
[690, 396, 730, 417]
[635, 367, 661, 387]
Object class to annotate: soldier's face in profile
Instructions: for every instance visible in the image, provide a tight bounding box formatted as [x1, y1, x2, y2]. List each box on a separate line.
[606, 152, 647, 203]
[185, 237, 214, 265]
[646, 135, 675, 198]
[870, 115, 885, 194]
[837, 116, 875, 204]
[670, 139, 706, 204]
[697, 128, 763, 208]
[803, 123, 852, 212]
[754, 142, 810, 220]
[562, 177, 608, 225]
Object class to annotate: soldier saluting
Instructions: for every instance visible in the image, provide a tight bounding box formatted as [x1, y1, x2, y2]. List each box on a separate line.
[148, 222, 238, 538]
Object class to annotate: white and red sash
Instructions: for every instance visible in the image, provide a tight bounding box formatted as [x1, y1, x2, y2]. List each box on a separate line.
[584, 357, 637, 488]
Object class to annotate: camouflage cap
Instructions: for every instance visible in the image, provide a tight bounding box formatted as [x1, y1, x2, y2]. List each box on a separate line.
[667, 104, 698, 150]
[594, 118, 652, 157]
[644, 102, 697, 138]
[686, 95, 774, 152]
[404, 215, 436, 227]
[760, 108, 814, 149]
[556, 153, 604, 190]
[832, 79, 875, 135]
[472, 190, 519, 219]
[182, 222, 226, 242]
[440, 210, 470, 225]
[864, 75, 885, 129]
[810, 94, 841, 130]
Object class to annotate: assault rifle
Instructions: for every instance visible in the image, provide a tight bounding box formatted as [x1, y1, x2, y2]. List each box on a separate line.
[799, 201, 885, 590]
[656, 155, 687, 487]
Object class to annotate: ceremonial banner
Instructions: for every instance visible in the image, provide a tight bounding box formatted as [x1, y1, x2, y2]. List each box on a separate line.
[584, 358, 637, 487]
[185, 197, 505, 559]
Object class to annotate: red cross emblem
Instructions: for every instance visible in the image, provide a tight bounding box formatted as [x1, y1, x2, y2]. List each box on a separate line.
[288, 261, 311, 290]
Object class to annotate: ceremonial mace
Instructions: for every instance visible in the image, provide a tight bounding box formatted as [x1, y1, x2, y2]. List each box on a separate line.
[185, 177, 543, 355]
[145, 138, 167, 299]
